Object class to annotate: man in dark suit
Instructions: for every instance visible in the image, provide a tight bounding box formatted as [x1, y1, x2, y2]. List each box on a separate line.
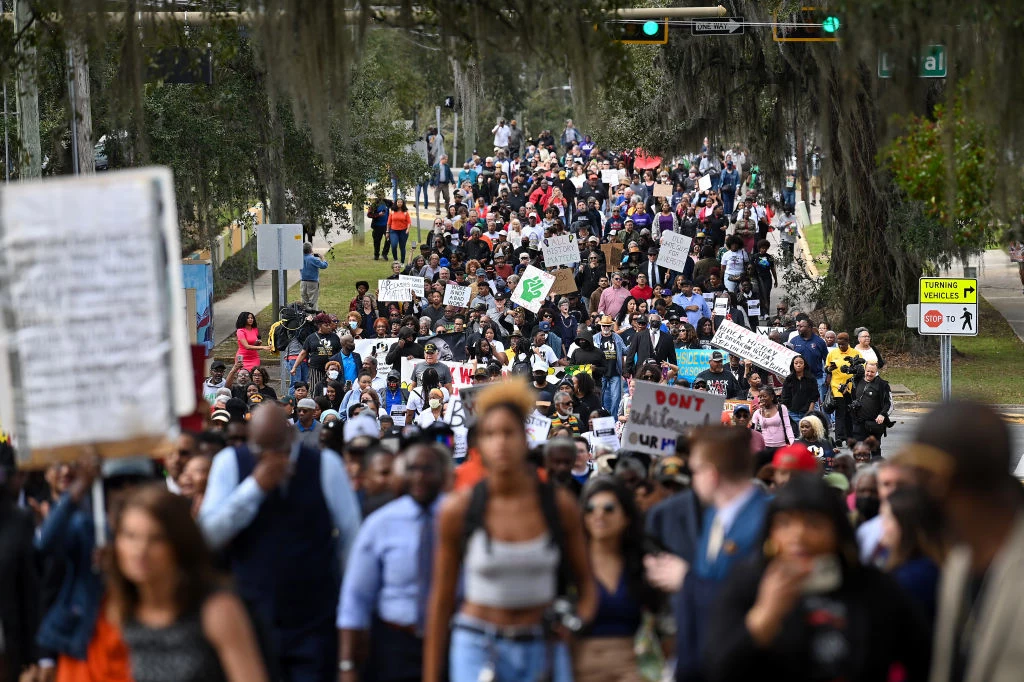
[643, 247, 670, 289]
[622, 313, 675, 376]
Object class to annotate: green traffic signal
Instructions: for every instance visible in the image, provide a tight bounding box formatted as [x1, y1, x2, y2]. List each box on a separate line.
[822, 15, 841, 33]
[642, 20, 659, 36]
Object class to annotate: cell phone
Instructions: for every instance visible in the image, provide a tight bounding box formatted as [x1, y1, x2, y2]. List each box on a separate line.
[801, 555, 842, 594]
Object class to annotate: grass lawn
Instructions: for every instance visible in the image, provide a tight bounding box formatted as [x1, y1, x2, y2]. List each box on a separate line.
[212, 237, 398, 362]
[884, 297, 1024, 403]
[802, 222, 829, 276]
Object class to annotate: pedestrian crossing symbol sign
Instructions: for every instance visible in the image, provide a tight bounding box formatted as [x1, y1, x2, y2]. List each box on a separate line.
[918, 277, 978, 336]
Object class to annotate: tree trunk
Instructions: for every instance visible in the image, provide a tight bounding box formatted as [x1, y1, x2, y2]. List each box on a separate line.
[14, 0, 41, 179]
[68, 33, 94, 174]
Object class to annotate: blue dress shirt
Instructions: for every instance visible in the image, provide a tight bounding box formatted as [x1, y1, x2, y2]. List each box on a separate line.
[300, 253, 328, 282]
[672, 292, 712, 328]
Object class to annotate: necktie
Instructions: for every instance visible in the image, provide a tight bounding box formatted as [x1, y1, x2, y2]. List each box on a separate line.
[706, 514, 725, 562]
[651, 332, 658, 349]
[416, 507, 435, 635]
[651, 263, 659, 287]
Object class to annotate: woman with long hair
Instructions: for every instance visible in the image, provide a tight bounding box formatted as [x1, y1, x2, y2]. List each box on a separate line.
[614, 296, 638, 332]
[795, 415, 835, 470]
[387, 198, 412, 263]
[575, 476, 661, 682]
[572, 372, 602, 420]
[676, 322, 700, 349]
[780, 356, 818, 432]
[751, 387, 795, 450]
[106, 485, 267, 682]
[249, 366, 277, 401]
[235, 312, 268, 371]
[424, 378, 597, 682]
[704, 476, 929, 681]
[879, 486, 944, 625]
[695, 316, 715, 349]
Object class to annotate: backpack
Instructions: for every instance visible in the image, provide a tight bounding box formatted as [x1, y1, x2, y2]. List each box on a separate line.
[461, 478, 573, 594]
[510, 356, 532, 377]
[267, 320, 287, 353]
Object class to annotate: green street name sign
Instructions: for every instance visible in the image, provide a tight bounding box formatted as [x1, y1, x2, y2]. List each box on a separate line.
[878, 45, 947, 79]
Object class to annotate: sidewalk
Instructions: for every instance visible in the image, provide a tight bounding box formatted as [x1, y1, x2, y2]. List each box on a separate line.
[978, 249, 1024, 342]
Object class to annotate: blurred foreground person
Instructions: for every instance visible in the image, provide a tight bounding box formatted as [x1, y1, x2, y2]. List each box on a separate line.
[106, 486, 267, 682]
[0, 448, 39, 682]
[704, 476, 930, 682]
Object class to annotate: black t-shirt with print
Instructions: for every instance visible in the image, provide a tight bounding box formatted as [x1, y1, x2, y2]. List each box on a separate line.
[598, 333, 619, 378]
[695, 368, 740, 398]
[303, 332, 342, 370]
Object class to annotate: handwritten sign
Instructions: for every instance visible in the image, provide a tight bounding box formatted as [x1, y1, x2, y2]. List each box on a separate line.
[698, 173, 712, 192]
[511, 265, 555, 313]
[601, 243, 624, 271]
[549, 267, 578, 296]
[601, 169, 621, 186]
[526, 411, 553, 447]
[542, 234, 580, 267]
[710, 320, 798, 377]
[0, 167, 193, 468]
[675, 349, 717, 384]
[656, 231, 692, 273]
[653, 183, 672, 198]
[622, 383, 725, 456]
[398, 274, 424, 297]
[443, 283, 472, 308]
[378, 278, 412, 302]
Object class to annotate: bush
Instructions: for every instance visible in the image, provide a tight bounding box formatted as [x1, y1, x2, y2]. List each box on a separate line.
[214, 239, 258, 301]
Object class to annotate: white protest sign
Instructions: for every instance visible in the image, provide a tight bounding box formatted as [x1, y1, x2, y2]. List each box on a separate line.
[656, 231, 692, 273]
[378, 279, 412, 302]
[713, 295, 729, 317]
[571, 175, 586, 190]
[746, 299, 761, 317]
[390, 405, 407, 427]
[710, 319, 798, 377]
[443, 283, 472, 308]
[511, 265, 556, 313]
[601, 169, 621, 186]
[702, 292, 715, 304]
[353, 337, 397, 382]
[588, 416, 620, 452]
[542, 235, 581, 268]
[401, 359, 508, 397]
[0, 167, 194, 468]
[698, 173, 712, 192]
[398, 274, 424, 297]
[526, 411, 553, 447]
[622, 383, 724, 457]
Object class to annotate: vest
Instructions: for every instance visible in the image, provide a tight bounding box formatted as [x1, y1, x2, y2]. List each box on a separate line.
[228, 444, 338, 631]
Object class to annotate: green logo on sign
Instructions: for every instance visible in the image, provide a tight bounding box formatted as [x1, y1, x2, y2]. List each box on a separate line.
[520, 277, 545, 302]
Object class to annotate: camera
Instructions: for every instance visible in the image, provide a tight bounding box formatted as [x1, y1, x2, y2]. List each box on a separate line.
[841, 355, 867, 379]
[544, 598, 583, 634]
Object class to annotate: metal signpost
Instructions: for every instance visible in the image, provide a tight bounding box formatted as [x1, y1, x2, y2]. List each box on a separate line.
[257, 223, 304, 393]
[909, 277, 978, 402]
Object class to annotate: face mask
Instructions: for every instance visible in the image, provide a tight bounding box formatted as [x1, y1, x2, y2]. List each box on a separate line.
[429, 398, 442, 410]
[349, 321, 358, 329]
[855, 495, 880, 521]
[327, 370, 339, 380]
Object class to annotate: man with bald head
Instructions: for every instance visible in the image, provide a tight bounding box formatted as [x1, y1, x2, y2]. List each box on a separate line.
[199, 403, 362, 682]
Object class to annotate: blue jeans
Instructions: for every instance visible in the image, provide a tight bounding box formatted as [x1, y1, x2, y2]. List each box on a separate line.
[286, 358, 309, 396]
[415, 182, 430, 209]
[449, 616, 573, 682]
[783, 189, 796, 209]
[390, 229, 409, 263]
[722, 191, 735, 216]
[602, 374, 623, 417]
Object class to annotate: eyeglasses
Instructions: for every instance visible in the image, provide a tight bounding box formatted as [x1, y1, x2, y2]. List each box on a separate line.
[585, 502, 618, 515]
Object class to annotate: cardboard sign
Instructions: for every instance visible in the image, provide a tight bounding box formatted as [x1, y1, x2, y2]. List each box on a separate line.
[511, 265, 556, 313]
[622, 382, 725, 456]
[398, 274, 424, 297]
[378, 278, 412, 302]
[0, 168, 194, 468]
[656, 231, 692, 273]
[675, 349, 717, 384]
[443, 283, 472, 308]
[710, 320, 798, 377]
[653, 183, 672, 198]
[542, 235, 581, 267]
[526, 411, 553, 447]
[698, 173, 712, 192]
[601, 169, 621, 186]
[549, 267, 578, 296]
[601, 243, 624, 271]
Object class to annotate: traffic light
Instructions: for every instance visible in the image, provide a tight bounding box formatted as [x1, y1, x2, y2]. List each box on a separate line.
[773, 7, 840, 42]
[613, 19, 668, 44]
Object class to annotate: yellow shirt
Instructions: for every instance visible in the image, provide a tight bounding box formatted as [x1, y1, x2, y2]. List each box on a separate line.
[826, 346, 862, 396]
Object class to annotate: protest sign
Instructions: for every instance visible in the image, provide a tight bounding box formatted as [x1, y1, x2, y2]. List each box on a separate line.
[601, 243, 624, 271]
[542, 235, 581, 267]
[713, 295, 729, 317]
[622, 383, 725, 457]
[562, 364, 593, 377]
[353, 337, 397, 381]
[418, 332, 468, 362]
[571, 175, 586, 190]
[746, 299, 761, 317]
[549, 268, 578, 296]
[711, 320, 799, 377]
[653, 183, 672, 198]
[398, 274, 424, 297]
[378, 279, 412, 302]
[601, 169, 621, 186]
[526, 411, 553, 447]
[656, 231, 692, 273]
[698, 173, 712, 192]
[401, 359, 507, 397]
[511, 265, 555, 313]
[675, 349, 716, 384]
[390, 405, 407, 427]
[0, 167, 193, 468]
[443, 283, 472, 308]
[587, 416, 620, 452]
[702, 292, 715, 304]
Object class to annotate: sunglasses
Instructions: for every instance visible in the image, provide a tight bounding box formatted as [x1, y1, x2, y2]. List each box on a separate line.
[585, 502, 618, 515]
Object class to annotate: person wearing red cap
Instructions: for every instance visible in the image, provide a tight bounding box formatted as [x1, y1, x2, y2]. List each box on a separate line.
[771, 443, 819, 487]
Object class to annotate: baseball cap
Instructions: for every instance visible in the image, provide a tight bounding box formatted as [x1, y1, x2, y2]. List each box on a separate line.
[424, 343, 438, 353]
[772, 443, 818, 472]
[211, 360, 226, 371]
[476, 268, 487, 277]
[647, 247, 659, 255]
[439, 257, 450, 267]
[211, 409, 231, 423]
[655, 456, 690, 485]
[539, 321, 551, 331]
[732, 404, 751, 415]
[531, 357, 549, 372]
[494, 291, 507, 300]
[710, 351, 724, 361]
[823, 471, 850, 493]
[297, 398, 317, 409]
[588, 236, 599, 243]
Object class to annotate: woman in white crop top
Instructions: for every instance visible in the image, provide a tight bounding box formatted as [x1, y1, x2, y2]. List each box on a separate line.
[424, 378, 596, 682]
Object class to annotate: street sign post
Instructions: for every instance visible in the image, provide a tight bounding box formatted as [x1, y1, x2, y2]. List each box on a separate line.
[691, 16, 744, 35]
[257, 223, 304, 393]
[918, 277, 978, 336]
[878, 45, 947, 79]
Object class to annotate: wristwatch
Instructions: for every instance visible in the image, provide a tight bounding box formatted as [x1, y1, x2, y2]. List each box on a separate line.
[339, 660, 355, 673]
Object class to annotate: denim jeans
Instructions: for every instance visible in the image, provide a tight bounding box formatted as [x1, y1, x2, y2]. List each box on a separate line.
[602, 374, 623, 417]
[390, 229, 409, 263]
[286, 358, 309, 396]
[449, 616, 573, 682]
[415, 182, 430, 209]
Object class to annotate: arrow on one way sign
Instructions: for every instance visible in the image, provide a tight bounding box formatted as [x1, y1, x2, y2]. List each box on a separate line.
[691, 17, 744, 36]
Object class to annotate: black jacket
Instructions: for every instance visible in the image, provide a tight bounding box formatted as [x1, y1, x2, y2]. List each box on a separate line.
[0, 501, 40, 680]
[623, 327, 675, 376]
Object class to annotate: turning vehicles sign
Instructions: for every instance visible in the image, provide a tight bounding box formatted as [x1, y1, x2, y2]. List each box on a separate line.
[918, 277, 978, 336]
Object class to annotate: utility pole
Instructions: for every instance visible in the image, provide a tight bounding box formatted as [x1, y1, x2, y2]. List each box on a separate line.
[14, 0, 40, 178]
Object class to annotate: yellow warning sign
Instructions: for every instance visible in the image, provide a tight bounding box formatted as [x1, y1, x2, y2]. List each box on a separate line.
[919, 278, 978, 304]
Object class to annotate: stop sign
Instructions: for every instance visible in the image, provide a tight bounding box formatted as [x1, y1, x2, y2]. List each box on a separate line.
[923, 310, 944, 327]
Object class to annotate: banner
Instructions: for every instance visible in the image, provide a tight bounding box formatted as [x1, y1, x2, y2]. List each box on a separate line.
[511, 265, 556, 313]
[378, 279, 411, 302]
[542, 235, 581, 267]
[675, 348, 716, 384]
[549, 268, 578, 296]
[398, 274, 424, 297]
[710, 320, 798, 377]
[443, 283, 472, 307]
[418, 332, 469, 362]
[526, 411, 553, 447]
[656, 231, 692, 273]
[401, 359, 507, 396]
[353, 337, 398, 381]
[622, 383, 725, 457]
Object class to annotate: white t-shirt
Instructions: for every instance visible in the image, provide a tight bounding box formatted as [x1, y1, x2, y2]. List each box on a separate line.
[493, 124, 511, 147]
[721, 249, 748, 278]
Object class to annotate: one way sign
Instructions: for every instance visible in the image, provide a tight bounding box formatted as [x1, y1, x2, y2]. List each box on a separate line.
[691, 16, 744, 36]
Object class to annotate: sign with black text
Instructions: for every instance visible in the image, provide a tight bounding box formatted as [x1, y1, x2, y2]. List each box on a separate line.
[710, 320, 798, 377]
[622, 383, 724, 456]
